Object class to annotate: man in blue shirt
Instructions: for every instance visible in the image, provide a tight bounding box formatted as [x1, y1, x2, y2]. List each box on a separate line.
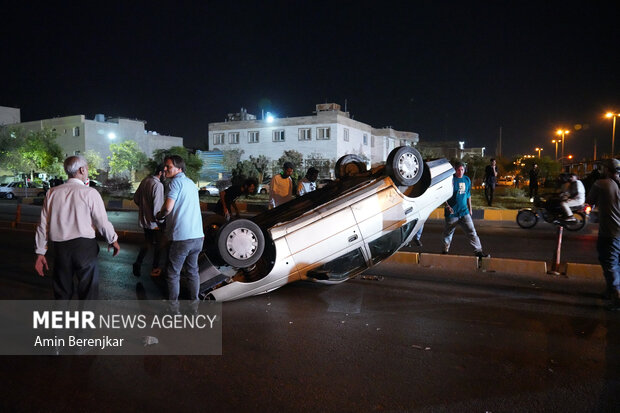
[443, 162, 489, 258]
[156, 155, 204, 311]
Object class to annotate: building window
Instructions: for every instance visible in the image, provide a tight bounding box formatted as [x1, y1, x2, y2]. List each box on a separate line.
[363, 134, 368, 146]
[213, 133, 224, 145]
[371, 136, 375, 147]
[317, 127, 330, 140]
[273, 130, 285, 142]
[73, 127, 80, 136]
[228, 132, 240, 144]
[248, 131, 259, 143]
[298, 128, 311, 141]
[343, 128, 349, 142]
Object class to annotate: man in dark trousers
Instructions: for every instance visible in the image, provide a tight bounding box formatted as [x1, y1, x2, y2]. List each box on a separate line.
[35, 155, 120, 299]
[529, 163, 540, 201]
[214, 177, 258, 220]
[484, 158, 498, 206]
[586, 158, 620, 310]
[133, 164, 165, 277]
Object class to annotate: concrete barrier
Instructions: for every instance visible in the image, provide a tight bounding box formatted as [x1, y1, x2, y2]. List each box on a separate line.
[483, 209, 518, 221]
[480, 257, 547, 276]
[565, 263, 603, 279]
[419, 253, 479, 271]
[385, 251, 419, 265]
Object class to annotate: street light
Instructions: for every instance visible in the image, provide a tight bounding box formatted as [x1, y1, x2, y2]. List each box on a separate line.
[535, 147, 543, 158]
[551, 139, 561, 161]
[605, 112, 619, 157]
[556, 129, 570, 163]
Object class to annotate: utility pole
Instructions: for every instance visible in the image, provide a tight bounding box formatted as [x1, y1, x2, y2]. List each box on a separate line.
[498, 126, 502, 157]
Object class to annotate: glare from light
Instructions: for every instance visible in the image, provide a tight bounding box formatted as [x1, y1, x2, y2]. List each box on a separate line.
[108, 132, 116, 139]
[266, 113, 275, 123]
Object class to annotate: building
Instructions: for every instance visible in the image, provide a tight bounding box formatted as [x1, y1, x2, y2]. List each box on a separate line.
[417, 141, 485, 160]
[13, 114, 183, 168]
[0, 106, 20, 125]
[208, 103, 419, 176]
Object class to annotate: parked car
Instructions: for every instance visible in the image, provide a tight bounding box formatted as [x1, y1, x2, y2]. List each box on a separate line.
[0, 181, 47, 199]
[197, 146, 454, 301]
[199, 183, 220, 196]
[257, 179, 271, 194]
[497, 176, 515, 186]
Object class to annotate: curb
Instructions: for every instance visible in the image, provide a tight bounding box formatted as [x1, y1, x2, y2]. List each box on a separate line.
[385, 251, 602, 281]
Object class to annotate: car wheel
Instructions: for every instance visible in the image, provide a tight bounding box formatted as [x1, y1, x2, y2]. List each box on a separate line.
[516, 210, 538, 229]
[564, 212, 587, 232]
[386, 146, 424, 186]
[5, 193, 14, 200]
[217, 219, 265, 268]
[335, 154, 367, 179]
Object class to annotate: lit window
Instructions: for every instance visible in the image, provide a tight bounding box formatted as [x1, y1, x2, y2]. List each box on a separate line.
[363, 134, 368, 145]
[213, 133, 224, 145]
[343, 128, 349, 142]
[248, 131, 259, 143]
[298, 128, 311, 141]
[229, 132, 240, 144]
[273, 130, 285, 142]
[317, 127, 330, 140]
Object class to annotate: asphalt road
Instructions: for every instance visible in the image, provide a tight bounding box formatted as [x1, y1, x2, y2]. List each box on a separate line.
[0, 229, 618, 411]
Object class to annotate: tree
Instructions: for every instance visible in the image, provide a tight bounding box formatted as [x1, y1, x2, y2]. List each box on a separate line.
[0, 127, 64, 179]
[108, 140, 148, 181]
[150, 146, 203, 183]
[248, 155, 270, 183]
[222, 149, 244, 172]
[276, 150, 304, 181]
[84, 150, 103, 179]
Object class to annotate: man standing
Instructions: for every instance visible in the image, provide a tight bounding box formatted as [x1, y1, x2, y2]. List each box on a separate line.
[297, 167, 319, 196]
[484, 158, 498, 206]
[35, 155, 120, 299]
[156, 155, 204, 311]
[215, 177, 258, 220]
[443, 162, 490, 258]
[269, 161, 294, 208]
[529, 163, 540, 201]
[133, 164, 165, 277]
[586, 158, 620, 310]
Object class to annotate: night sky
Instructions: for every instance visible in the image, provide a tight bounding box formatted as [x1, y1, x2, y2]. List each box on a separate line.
[1, 1, 618, 159]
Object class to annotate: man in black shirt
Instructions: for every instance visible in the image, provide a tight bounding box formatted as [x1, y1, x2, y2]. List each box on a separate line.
[484, 158, 498, 206]
[529, 163, 540, 201]
[214, 178, 258, 220]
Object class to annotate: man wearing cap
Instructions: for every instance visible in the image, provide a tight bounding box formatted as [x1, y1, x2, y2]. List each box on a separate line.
[586, 158, 620, 310]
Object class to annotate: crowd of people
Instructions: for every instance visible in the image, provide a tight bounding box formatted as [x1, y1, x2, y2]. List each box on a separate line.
[33, 155, 620, 311]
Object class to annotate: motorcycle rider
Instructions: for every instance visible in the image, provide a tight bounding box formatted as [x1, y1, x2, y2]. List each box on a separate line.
[560, 173, 586, 222]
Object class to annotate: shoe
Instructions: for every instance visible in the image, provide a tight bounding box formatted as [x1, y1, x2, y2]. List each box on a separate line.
[132, 263, 141, 277]
[150, 268, 162, 277]
[475, 251, 490, 258]
[563, 215, 577, 222]
[412, 238, 423, 247]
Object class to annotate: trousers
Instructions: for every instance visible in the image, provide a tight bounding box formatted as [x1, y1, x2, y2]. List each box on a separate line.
[52, 237, 100, 300]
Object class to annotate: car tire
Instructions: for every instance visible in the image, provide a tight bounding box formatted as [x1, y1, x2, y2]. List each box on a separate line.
[335, 154, 367, 179]
[386, 146, 424, 186]
[217, 219, 265, 268]
[5, 193, 14, 200]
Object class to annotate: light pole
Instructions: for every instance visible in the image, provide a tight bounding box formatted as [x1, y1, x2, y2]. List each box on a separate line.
[535, 147, 543, 158]
[606, 112, 619, 157]
[551, 139, 561, 161]
[556, 129, 570, 163]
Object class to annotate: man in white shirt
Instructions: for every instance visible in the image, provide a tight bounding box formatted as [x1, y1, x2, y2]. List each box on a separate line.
[269, 162, 294, 208]
[35, 155, 120, 299]
[297, 167, 319, 196]
[560, 173, 586, 221]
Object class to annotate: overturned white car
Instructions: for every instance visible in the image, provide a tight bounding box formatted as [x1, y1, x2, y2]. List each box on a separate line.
[198, 146, 454, 301]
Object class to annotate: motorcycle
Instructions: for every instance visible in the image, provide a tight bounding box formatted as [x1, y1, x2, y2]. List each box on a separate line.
[516, 196, 591, 231]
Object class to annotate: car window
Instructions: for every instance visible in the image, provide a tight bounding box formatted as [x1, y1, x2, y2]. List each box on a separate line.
[368, 220, 418, 265]
[306, 248, 368, 281]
